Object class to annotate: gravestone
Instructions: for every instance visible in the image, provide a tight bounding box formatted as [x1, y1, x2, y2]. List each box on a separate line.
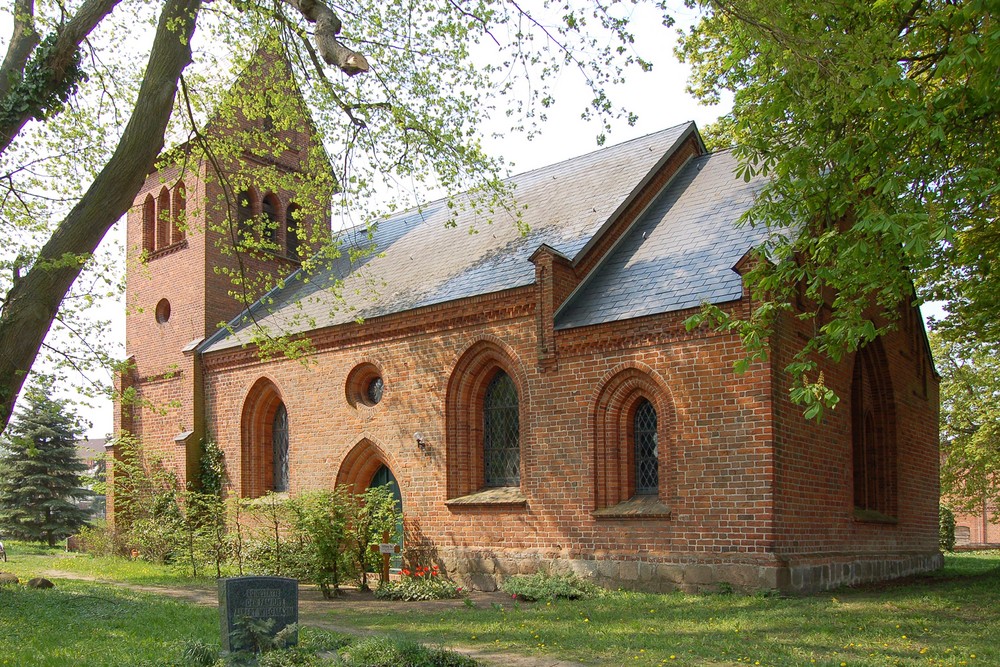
[218, 576, 298, 653]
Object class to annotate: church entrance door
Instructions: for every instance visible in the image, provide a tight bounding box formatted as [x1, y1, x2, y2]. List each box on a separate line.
[369, 464, 403, 571]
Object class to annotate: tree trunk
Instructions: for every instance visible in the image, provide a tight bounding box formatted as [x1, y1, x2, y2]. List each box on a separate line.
[0, 0, 202, 431]
[0, 0, 124, 155]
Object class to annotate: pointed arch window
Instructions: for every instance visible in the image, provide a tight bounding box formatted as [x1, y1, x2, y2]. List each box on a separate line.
[237, 189, 255, 240]
[272, 403, 289, 492]
[240, 378, 288, 498]
[484, 370, 520, 487]
[592, 367, 673, 517]
[851, 341, 897, 519]
[633, 399, 658, 495]
[142, 194, 156, 252]
[156, 187, 171, 249]
[262, 193, 280, 244]
[286, 203, 301, 259]
[171, 181, 186, 244]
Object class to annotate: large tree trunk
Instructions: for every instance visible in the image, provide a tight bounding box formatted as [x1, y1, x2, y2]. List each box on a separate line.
[0, 0, 202, 431]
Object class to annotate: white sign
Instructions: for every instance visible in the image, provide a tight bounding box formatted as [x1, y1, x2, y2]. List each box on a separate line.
[378, 543, 396, 555]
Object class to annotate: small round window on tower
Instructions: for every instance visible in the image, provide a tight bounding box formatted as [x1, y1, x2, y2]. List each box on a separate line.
[155, 298, 171, 324]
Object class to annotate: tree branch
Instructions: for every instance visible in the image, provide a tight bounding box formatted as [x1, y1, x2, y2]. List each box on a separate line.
[0, 0, 122, 155]
[280, 0, 369, 76]
[0, 0, 40, 102]
[0, 0, 202, 431]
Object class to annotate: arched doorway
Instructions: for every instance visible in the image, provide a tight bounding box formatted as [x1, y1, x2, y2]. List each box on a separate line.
[369, 464, 403, 571]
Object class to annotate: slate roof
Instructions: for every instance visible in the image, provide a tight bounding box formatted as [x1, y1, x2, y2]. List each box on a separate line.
[200, 123, 767, 354]
[554, 150, 768, 329]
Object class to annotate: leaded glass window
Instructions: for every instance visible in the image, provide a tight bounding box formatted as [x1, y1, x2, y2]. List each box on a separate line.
[634, 399, 658, 495]
[272, 403, 289, 492]
[367, 377, 384, 405]
[484, 370, 519, 487]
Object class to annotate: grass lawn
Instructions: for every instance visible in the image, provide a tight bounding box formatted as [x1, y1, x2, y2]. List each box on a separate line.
[2, 543, 998, 666]
[0, 578, 219, 667]
[1, 540, 220, 587]
[329, 553, 1000, 667]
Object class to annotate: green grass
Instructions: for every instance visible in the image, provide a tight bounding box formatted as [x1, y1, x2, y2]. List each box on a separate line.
[0, 579, 219, 667]
[3, 544, 999, 666]
[0, 539, 219, 586]
[330, 552, 1000, 667]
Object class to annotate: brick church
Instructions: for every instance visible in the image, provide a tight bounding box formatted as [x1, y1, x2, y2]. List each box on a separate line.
[115, 54, 942, 594]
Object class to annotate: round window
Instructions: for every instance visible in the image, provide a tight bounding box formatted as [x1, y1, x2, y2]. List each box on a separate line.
[346, 363, 385, 409]
[155, 298, 171, 323]
[366, 377, 384, 405]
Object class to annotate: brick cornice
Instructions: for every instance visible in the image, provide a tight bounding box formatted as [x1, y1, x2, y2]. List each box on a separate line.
[555, 298, 748, 359]
[202, 285, 536, 371]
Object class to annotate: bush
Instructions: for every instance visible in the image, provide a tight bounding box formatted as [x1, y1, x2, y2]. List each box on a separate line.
[501, 573, 600, 602]
[76, 521, 129, 557]
[940, 505, 957, 552]
[288, 488, 358, 597]
[374, 565, 463, 601]
[341, 636, 479, 667]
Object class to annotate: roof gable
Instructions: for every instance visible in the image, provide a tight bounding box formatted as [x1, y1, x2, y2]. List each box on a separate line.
[554, 150, 769, 330]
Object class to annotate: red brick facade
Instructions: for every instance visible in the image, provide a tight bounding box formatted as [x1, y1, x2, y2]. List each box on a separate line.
[116, 67, 942, 592]
[953, 506, 1000, 548]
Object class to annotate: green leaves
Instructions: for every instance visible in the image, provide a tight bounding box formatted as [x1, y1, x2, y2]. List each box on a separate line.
[677, 0, 1000, 415]
[934, 332, 1000, 516]
[0, 34, 88, 128]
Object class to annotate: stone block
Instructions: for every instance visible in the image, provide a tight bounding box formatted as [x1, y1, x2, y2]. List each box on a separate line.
[568, 559, 599, 579]
[619, 560, 640, 581]
[468, 572, 498, 592]
[655, 563, 685, 584]
[517, 559, 540, 575]
[597, 559, 618, 579]
[683, 565, 716, 585]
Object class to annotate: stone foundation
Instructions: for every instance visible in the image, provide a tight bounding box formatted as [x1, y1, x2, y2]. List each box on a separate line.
[426, 548, 944, 595]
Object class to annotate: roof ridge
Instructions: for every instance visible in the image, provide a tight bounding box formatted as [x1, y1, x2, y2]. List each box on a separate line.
[335, 122, 697, 237]
[503, 121, 695, 181]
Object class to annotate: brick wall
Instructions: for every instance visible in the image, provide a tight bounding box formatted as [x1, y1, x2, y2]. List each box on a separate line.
[953, 505, 1000, 547]
[770, 304, 942, 589]
[195, 270, 941, 593]
[118, 47, 331, 494]
[201, 284, 774, 592]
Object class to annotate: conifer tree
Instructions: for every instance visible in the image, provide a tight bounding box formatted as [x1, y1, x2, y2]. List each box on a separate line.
[0, 384, 91, 546]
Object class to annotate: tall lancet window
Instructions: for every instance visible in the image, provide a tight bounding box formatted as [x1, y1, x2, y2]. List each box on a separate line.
[272, 403, 289, 492]
[634, 399, 658, 495]
[483, 370, 519, 487]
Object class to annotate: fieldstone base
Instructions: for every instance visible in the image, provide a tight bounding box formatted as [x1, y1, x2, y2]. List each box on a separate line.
[422, 548, 943, 594]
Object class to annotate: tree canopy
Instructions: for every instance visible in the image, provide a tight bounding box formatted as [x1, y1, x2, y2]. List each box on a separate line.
[934, 332, 1000, 517]
[0, 0, 668, 432]
[678, 0, 999, 413]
